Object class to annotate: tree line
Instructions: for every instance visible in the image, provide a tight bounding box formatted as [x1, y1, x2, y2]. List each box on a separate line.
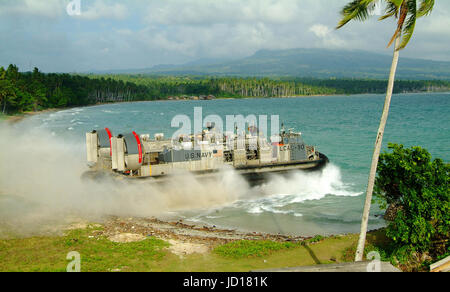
[292, 78, 450, 95]
[0, 65, 154, 114]
[1, 64, 449, 114]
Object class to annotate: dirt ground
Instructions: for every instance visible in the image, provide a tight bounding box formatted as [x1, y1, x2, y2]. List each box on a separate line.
[93, 216, 309, 257]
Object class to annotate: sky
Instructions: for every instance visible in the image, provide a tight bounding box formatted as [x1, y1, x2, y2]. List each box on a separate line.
[0, 0, 449, 72]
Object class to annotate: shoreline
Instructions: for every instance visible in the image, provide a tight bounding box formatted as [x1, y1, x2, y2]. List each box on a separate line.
[0, 215, 396, 272]
[0, 212, 383, 246]
[0, 214, 365, 245]
[3, 90, 448, 124]
[101, 216, 310, 245]
[2, 108, 62, 124]
[0, 215, 385, 272]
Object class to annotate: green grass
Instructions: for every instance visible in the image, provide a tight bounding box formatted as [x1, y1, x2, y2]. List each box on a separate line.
[0, 226, 394, 272]
[214, 240, 298, 259]
[0, 225, 169, 272]
[341, 230, 395, 262]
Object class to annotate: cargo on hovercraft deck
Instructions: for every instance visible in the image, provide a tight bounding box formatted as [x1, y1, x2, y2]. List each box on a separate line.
[85, 124, 329, 182]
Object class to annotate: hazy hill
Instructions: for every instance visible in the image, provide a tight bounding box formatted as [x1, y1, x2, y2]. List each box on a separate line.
[103, 48, 450, 80]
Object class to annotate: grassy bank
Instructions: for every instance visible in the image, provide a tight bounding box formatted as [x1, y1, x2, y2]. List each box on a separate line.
[0, 224, 391, 272]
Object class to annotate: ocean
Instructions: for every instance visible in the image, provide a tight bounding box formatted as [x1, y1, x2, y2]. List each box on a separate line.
[10, 92, 450, 236]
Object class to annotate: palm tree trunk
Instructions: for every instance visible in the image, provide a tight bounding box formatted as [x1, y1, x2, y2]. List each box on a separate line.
[355, 35, 401, 262]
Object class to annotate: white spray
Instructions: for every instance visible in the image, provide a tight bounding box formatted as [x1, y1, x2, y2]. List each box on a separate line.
[0, 122, 355, 237]
[0, 123, 248, 237]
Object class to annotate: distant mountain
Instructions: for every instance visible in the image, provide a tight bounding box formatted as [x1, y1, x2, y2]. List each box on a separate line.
[96, 48, 450, 80]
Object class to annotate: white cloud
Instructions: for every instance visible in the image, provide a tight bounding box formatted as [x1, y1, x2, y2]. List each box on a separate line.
[310, 24, 331, 39]
[0, 0, 65, 18]
[309, 24, 345, 48]
[144, 0, 303, 25]
[1, 0, 449, 72]
[0, 0, 129, 21]
[75, 0, 129, 20]
[131, 0, 343, 60]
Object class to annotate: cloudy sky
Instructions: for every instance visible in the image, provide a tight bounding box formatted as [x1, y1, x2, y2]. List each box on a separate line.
[0, 0, 448, 72]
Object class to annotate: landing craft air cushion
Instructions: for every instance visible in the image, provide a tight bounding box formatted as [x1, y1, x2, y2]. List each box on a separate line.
[85, 124, 329, 184]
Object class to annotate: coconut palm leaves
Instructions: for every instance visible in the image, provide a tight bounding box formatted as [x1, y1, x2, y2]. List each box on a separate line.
[337, 0, 381, 29]
[337, 0, 435, 50]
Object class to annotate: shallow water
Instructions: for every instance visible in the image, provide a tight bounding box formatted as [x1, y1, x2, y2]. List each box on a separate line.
[8, 92, 450, 236]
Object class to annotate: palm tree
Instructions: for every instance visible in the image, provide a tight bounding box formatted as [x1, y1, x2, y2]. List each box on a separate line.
[0, 67, 15, 114]
[336, 0, 435, 262]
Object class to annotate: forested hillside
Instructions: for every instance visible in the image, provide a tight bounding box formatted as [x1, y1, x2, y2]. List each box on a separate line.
[0, 65, 153, 114]
[111, 48, 450, 80]
[1, 64, 449, 115]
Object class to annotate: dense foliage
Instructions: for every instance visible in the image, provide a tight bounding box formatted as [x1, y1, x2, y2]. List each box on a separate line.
[0, 65, 154, 114]
[93, 74, 338, 98]
[293, 78, 450, 95]
[374, 144, 449, 260]
[93, 74, 450, 98]
[1, 64, 449, 115]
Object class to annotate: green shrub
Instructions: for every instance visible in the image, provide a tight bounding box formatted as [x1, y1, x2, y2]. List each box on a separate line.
[374, 143, 449, 258]
[304, 235, 325, 244]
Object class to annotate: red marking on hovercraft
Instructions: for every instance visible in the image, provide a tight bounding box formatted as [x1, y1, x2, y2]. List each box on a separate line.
[105, 128, 113, 156]
[132, 131, 142, 164]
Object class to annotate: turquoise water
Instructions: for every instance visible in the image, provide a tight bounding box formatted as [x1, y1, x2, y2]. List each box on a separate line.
[18, 92, 450, 236]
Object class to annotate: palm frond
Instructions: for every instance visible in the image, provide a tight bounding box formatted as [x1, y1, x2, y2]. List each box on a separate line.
[397, 0, 417, 50]
[336, 0, 380, 29]
[379, 1, 399, 20]
[417, 0, 434, 17]
[338, 0, 434, 50]
[387, 0, 407, 48]
[387, 0, 405, 7]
